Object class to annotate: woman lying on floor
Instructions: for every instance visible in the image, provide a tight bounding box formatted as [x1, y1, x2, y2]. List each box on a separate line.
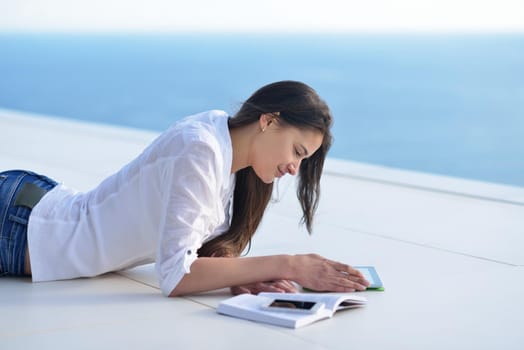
[0, 80, 369, 296]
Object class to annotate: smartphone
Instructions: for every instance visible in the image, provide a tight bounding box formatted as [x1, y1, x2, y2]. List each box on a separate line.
[260, 299, 324, 314]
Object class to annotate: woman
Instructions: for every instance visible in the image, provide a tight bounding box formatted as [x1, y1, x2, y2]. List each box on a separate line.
[0, 80, 369, 296]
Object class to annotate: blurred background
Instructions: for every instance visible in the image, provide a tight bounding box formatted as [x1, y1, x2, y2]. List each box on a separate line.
[0, 0, 523, 186]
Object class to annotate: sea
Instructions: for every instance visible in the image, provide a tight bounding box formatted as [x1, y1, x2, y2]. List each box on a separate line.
[0, 33, 523, 187]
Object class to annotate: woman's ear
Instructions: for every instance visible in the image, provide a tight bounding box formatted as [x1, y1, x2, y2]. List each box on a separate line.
[259, 112, 280, 131]
[259, 113, 272, 131]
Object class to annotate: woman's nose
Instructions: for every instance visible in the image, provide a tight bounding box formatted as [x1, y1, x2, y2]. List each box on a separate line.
[287, 160, 300, 176]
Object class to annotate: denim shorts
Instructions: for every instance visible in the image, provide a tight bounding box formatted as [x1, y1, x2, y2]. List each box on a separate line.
[0, 170, 57, 276]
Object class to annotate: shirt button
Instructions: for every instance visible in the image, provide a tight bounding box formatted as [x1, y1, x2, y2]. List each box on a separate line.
[187, 249, 192, 255]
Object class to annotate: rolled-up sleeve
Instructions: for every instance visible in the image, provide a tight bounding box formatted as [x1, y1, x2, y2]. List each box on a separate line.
[155, 139, 223, 296]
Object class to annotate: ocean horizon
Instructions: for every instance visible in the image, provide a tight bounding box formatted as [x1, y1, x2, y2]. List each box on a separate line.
[1, 33, 523, 187]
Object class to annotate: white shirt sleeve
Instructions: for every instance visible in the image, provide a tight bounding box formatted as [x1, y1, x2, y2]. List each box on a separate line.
[155, 137, 224, 296]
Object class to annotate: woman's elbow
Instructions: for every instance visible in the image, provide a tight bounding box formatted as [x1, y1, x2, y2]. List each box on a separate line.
[168, 286, 184, 297]
[166, 277, 193, 297]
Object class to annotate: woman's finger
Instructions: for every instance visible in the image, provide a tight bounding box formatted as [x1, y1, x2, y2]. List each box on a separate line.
[230, 285, 251, 295]
[337, 271, 370, 288]
[252, 282, 283, 294]
[271, 280, 298, 293]
[330, 261, 365, 278]
[328, 261, 370, 287]
[334, 275, 368, 291]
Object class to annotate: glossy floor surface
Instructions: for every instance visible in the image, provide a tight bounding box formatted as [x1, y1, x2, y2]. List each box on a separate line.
[1, 108, 523, 349]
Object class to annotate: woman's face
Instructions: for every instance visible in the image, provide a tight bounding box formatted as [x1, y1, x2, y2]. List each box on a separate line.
[250, 115, 324, 184]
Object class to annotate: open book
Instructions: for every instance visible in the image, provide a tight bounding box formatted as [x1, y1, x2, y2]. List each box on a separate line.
[217, 292, 367, 329]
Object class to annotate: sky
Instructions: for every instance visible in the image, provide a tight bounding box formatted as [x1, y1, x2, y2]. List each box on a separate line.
[0, 0, 523, 33]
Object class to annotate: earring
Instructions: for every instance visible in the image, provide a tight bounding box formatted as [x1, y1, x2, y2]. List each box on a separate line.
[261, 127, 266, 132]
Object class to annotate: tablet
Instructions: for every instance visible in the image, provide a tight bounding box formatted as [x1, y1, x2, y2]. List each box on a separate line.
[354, 266, 384, 290]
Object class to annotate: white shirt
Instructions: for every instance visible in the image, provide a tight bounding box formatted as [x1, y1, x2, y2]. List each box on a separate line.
[27, 110, 235, 296]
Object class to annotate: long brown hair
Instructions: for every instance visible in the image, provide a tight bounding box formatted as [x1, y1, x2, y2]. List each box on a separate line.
[198, 81, 333, 257]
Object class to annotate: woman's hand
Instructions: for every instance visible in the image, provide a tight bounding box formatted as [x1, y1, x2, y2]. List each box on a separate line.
[291, 254, 370, 292]
[230, 279, 298, 295]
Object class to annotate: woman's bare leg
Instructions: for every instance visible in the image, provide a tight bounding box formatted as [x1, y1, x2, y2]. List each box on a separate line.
[24, 244, 32, 275]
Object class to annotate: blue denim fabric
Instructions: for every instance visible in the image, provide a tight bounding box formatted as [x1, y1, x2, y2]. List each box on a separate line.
[0, 170, 57, 276]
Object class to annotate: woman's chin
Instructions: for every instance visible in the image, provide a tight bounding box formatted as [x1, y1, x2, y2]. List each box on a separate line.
[260, 175, 275, 184]
[252, 168, 275, 184]
[263, 177, 275, 184]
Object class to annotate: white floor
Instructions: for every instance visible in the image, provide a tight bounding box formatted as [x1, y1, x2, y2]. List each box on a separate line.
[1, 108, 523, 349]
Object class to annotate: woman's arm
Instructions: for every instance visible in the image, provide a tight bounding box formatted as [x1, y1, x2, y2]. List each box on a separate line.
[169, 254, 369, 297]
